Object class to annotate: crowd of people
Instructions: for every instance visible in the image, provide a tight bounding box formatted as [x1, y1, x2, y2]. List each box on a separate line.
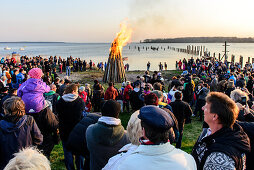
[0, 54, 253, 170]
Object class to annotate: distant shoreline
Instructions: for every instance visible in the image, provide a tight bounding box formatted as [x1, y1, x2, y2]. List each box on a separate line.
[142, 37, 254, 43]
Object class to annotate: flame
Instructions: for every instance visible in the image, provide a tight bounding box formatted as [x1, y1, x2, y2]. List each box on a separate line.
[110, 22, 132, 58]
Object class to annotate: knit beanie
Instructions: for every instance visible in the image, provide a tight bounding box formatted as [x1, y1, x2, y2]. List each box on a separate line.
[28, 68, 43, 79]
[102, 100, 121, 118]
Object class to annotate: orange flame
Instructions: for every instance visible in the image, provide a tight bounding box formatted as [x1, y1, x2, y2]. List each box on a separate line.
[110, 22, 132, 58]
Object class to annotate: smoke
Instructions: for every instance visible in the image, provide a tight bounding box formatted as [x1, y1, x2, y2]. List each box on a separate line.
[128, 0, 172, 41]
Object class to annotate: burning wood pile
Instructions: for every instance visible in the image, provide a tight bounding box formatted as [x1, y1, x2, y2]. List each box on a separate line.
[103, 23, 132, 83]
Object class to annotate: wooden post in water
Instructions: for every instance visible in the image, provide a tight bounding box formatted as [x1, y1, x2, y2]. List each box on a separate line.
[239, 56, 243, 69]
[231, 55, 235, 64]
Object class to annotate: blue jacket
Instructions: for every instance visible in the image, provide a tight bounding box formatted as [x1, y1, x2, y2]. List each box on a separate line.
[0, 115, 43, 169]
[229, 75, 236, 85]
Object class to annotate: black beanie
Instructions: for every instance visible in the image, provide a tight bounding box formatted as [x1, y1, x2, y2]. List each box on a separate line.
[101, 99, 121, 118]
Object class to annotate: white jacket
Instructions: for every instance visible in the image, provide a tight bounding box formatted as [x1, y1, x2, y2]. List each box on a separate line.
[116, 142, 196, 170]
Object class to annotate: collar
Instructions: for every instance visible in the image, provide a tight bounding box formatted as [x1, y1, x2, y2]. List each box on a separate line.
[133, 142, 175, 156]
[98, 116, 121, 125]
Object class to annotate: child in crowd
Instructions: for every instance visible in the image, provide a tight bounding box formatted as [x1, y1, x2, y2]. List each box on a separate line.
[17, 68, 50, 113]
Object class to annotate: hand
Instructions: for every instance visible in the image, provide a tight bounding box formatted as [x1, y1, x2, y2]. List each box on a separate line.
[244, 104, 250, 116]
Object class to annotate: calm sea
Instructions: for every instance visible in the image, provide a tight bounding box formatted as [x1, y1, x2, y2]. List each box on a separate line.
[0, 42, 254, 71]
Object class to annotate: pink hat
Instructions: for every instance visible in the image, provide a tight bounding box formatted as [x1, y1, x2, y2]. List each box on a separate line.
[28, 68, 43, 79]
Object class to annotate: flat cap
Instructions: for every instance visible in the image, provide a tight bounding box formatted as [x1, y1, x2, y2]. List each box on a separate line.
[138, 105, 174, 130]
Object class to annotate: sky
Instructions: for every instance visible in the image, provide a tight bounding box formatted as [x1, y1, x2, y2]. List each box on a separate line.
[1, 0, 254, 42]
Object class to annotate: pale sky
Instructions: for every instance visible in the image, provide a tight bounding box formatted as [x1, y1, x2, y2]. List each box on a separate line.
[1, 0, 254, 42]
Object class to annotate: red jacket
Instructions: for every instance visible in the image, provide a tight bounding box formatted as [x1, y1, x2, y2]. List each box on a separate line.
[79, 91, 87, 103]
[123, 85, 133, 100]
[104, 86, 118, 100]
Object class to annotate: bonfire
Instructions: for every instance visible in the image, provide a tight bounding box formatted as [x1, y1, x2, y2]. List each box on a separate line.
[103, 23, 132, 83]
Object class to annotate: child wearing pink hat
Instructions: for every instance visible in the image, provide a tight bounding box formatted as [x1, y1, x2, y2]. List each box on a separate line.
[17, 68, 50, 113]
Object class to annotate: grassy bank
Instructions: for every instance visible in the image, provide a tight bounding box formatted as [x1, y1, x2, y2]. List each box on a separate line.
[50, 69, 202, 169]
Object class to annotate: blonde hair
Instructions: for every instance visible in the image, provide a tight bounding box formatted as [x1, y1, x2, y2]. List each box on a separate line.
[4, 147, 50, 170]
[127, 111, 142, 145]
[230, 89, 249, 103]
[3, 97, 25, 117]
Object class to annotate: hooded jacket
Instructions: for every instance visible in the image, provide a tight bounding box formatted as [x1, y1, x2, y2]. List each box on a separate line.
[56, 94, 85, 141]
[104, 86, 118, 100]
[17, 78, 50, 113]
[192, 123, 250, 170]
[0, 115, 43, 169]
[86, 121, 129, 170]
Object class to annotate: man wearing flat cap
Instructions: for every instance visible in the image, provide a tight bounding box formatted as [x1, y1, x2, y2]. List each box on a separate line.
[116, 105, 196, 170]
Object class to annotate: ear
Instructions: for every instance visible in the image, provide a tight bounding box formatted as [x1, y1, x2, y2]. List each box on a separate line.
[212, 114, 219, 121]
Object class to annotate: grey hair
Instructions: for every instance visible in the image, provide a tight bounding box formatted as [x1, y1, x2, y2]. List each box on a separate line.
[230, 89, 249, 103]
[4, 147, 50, 170]
[127, 110, 143, 146]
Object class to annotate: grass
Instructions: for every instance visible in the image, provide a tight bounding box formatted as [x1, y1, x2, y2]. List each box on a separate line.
[50, 69, 201, 169]
[50, 112, 202, 169]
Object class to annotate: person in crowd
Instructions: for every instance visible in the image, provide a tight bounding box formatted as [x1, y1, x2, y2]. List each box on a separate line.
[236, 73, 246, 88]
[66, 113, 101, 170]
[58, 78, 71, 96]
[0, 88, 17, 116]
[193, 83, 210, 120]
[225, 79, 235, 97]
[4, 147, 50, 170]
[16, 68, 25, 87]
[92, 83, 104, 112]
[86, 100, 129, 170]
[85, 83, 92, 100]
[168, 85, 180, 102]
[170, 91, 193, 148]
[103, 110, 143, 170]
[104, 82, 118, 100]
[44, 84, 60, 114]
[0, 97, 43, 169]
[183, 76, 193, 104]
[56, 84, 85, 170]
[230, 89, 254, 121]
[0, 76, 7, 91]
[246, 75, 254, 95]
[17, 68, 50, 114]
[115, 105, 196, 170]
[78, 86, 88, 104]
[0, 87, 8, 102]
[123, 81, 133, 113]
[192, 92, 250, 170]
[129, 82, 144, 111]
[5, 67, 12, 88]
[152, 90, 173, 112]
[144, 93, 178, 143]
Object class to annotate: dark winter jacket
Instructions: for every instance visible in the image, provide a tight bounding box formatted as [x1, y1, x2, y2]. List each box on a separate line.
[192, 123, 250, 170]
[66, 113, 101, 156]
[129, 88, 144, 111]
[0, 115, 43, 169]
[238, 121, 254, 170]
[170, 99, 193, 125]
[86, 121, 129, 170]
[56, 94, 85, 141]
[236, 78, 246, 88]
[27, 107, 59, 157]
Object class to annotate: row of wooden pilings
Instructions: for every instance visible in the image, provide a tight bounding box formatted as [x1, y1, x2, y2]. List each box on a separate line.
[170, 45, 254, 69]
